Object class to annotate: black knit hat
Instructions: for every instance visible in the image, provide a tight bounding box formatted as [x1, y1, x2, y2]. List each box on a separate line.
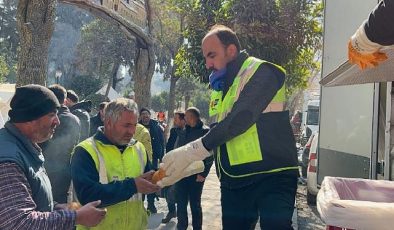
[8, 84, 60, 123]
[140, 107, 151, 115]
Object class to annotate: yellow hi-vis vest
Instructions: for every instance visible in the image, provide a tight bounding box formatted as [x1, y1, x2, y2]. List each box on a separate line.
[76, 137, 148, 230]
[209, 57, 298, 178]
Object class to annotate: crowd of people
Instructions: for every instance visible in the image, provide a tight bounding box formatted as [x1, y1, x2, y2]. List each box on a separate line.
[2, 0, 392, 228]
[0, 79, 217, 229]
[2, 20, 367, 229]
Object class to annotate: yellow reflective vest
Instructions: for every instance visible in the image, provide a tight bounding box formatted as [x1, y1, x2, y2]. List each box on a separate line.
[134, 123, 153, 162]
[209, 57, 298, 179]
[76, 137, 148, 230]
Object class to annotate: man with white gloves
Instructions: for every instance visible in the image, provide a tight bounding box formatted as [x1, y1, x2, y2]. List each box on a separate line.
[348, 0, 394, 69]
[158, 25, 299, 230]
[158, 138, 210, 187]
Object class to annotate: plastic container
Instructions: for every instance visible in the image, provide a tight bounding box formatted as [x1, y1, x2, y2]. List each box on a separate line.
[317, 176, 394, 230]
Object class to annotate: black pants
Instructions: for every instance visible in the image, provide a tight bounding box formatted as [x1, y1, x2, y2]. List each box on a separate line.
[176, 176, 205, 230]
[167, 201, 176, 213]
[221, 172, 298, 230]
[147, 193, 156, 208]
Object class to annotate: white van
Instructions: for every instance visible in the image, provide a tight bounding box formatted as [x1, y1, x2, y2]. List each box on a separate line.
[301, 100, 320, 146]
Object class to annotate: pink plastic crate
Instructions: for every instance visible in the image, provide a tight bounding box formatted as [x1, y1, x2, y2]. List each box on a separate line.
[317, 177, 394, 230]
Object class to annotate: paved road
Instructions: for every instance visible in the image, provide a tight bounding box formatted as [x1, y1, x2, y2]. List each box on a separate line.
[147, 165, 299, 230]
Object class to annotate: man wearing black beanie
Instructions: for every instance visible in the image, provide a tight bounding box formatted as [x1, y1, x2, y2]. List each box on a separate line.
[0, 84, 106, 229]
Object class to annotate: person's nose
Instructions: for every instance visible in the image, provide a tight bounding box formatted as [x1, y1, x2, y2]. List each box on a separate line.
[205, 59, 213, 70]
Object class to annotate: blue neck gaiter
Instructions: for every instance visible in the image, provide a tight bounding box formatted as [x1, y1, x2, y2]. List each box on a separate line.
[209, 68, 227, 91]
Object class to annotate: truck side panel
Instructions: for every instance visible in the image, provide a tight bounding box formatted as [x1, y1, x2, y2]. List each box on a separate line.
[318, 0, 379, 184]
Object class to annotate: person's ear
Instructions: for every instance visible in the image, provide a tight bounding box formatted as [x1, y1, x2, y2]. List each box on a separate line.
[227, 44, 238, 58]
[104, 118, 111, 127]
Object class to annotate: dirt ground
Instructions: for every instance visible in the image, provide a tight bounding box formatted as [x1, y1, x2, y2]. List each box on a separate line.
[296, 183, 325, 230]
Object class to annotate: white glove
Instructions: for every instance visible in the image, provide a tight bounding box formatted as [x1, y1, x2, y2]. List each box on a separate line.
[157, 161, 205, 187]
[158, 138, 211, 186]
[351, 21, 382, 54]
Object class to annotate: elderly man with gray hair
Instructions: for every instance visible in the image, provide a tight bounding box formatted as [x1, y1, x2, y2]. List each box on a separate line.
[71, 98, 160, 230]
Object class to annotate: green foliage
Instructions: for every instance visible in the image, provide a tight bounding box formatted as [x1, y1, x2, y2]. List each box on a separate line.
[172, 0, 323, 94]
[85, 93, 108, 114]
[76, 19, 136, 83]
[176, 75, 200, 98]
[229, 0, 323, 94]
[152, 0, 184, 78]
[48, 4, 95, 87]
[56, 4, 94, 30]
[67, 75, 103, 100]
[0, 0, 19, 82]
[190, 86, 210, 120]
[0, 56, 10, 83]
[151, 91, 169, 112]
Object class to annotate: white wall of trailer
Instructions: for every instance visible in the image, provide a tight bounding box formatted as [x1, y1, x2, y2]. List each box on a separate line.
[319, 0, 379, 157]
[316, 0, 383, 183]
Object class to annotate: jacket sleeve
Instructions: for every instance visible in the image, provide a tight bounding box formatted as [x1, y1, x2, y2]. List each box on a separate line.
[0, 162, 76, 230]
[200, 155, 214, 178]
[165, 128, 177, 152]
[158, 126, 165, 156]
[202, 63, 285, 150]
[70, 146, 138, 207]
[364, 0, 394, 46]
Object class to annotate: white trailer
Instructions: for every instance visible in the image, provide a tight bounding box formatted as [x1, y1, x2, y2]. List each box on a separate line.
[315, 0, 389, 189]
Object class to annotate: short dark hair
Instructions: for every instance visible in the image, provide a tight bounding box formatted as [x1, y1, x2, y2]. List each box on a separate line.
[206, 24, 241, 52]
[186, 107, 200, 119]
[48, 84, 66, 104]
[66, 90, 79, 103]
[99, 102, 108, 110]
[174, 111, 185, 120]
[140, 107, 151, 115]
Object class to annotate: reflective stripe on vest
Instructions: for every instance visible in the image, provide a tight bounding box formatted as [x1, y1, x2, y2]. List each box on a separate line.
[88, 138, 144, 201]
[211, 57, 297, 178]
[76, 138, 148, 230]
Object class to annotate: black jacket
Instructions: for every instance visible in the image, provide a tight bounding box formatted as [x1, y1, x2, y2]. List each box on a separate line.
[70, 102, 91, 141]
[365, 0, 394, 46]
[139, 119, 165, 160]
[40, 105, 80, 203]
[176, 120, 213, 178]
[90, 113, 103, 137]
[202, 51, 298, 189]
[166, 127, 181, 152]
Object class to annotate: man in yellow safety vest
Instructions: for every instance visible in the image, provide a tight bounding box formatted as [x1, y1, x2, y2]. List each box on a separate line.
[159, 25, 299, 230]
[71, 98, 160, 230]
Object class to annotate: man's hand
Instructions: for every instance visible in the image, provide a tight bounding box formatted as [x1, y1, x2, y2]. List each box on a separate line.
[135, 174, 161, 194]
[140, 170, 155, 182]
[76, 200, 107, 227]
[54, 203, 68, 210]
[196, 174, 205, 182]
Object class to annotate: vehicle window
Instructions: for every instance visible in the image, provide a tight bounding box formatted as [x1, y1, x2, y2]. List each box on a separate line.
[307, 108, 319, 125]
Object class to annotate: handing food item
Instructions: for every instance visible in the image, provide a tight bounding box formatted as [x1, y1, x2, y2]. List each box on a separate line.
[68, 202, 82, 210]
[152, 168, 166, 184]
[157, 160, 205, 187]
[348, 41, 387, 70]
